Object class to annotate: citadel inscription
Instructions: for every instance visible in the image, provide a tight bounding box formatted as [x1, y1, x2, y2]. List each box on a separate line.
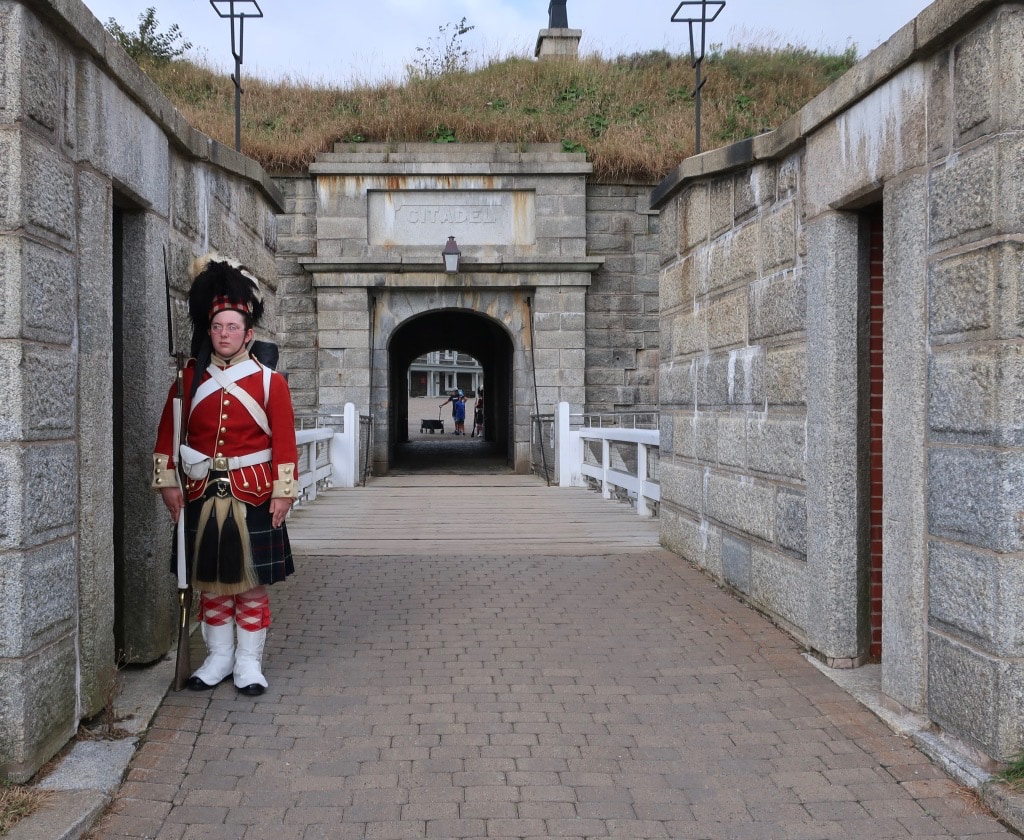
[368, 190, 536, 247]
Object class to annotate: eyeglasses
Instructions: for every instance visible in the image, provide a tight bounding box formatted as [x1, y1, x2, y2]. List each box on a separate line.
[210, 323, 245, 334]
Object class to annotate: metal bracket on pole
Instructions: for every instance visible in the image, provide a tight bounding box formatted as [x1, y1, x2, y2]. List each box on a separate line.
[209, 0, 263, 152]
[670, 1, 725, 155]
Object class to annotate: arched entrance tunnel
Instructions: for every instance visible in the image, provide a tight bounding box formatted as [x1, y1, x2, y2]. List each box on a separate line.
[388, 309, 515, 472]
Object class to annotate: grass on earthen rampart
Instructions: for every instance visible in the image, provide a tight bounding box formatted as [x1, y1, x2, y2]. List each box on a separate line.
[143, 43, 856, 182]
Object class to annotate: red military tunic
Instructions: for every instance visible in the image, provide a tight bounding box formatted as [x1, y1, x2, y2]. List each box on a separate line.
[152, 351, 298, 505]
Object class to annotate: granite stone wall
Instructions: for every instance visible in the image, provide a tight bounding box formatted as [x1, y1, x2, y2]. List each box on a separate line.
[584, 185, 660, 412]
[653, 0, 1024, 763]
[0, 0, 281, 782]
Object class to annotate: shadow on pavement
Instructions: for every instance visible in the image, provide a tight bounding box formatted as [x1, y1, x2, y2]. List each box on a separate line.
[391, 435, 511, 475]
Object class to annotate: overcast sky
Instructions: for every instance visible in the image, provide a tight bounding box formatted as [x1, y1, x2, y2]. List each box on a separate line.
[82, 0, 937, 86]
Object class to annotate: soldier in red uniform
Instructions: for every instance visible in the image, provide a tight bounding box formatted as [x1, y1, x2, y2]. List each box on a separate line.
[152, 254, 298, 696]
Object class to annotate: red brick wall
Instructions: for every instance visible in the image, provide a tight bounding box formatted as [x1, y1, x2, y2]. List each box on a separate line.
[868, 215, 884, 659]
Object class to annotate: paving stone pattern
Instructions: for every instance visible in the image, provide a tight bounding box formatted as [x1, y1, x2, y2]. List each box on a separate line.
[88, 549, 1014, 839]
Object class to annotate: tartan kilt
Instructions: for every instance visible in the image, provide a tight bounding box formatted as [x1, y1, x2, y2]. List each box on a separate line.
[170, 496, 295, 587]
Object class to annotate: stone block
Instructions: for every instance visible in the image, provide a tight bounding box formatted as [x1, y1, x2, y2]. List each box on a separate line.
[23, 443, 76, 548]
[928, 244, 1005, 338]
[590, 272, 635, 296]
[668, 410, 695, 458]
[74, 65, 169, 215]
[560, 312, 585, 332]
[658, 460, 703, 517]
[806, 66, 927, 214]
[953, 15, 996, 141]
[0, 637, 77, 782]
[0, 343, 75, 441]
[22, 133, 74, 244]
[726, 346, 764, 407]
[718, 415, 746, 469]
[669, 306, 706, 361]
[778, 153, 799, 195]
[734, 164, 777, 220]
[705, 291, 747, 351]
[928, 47, 953, 158]
[751, 547, 809, 634]
[764, 345, 807, 407]
[775, 489, 807, 557]
[692, 413, 717, 463]
[706, 471, 774, 542]
[747, 415, 806, 481]
[709, 176, 732, 237]
[681, 182, 708, 249]
[17, 7, 60, 135]
[659, 413, 674, 457]
[696, 353, 731, 409]
[928, 631, 1024, 762]
[659, 505, 722, 578]
[658, 196, 679, 261]
[707, 221, 758, 294]
[928, 346, 1024, 445]
[930, 135, 1024, 247]
[170, 161, 201, 240]
[559, 349, 586, 371]
[760, 202, 796, 274]
[750, 269, 806, 342]
[0, 130, 19, 229]
[929, 141, 996, 246]
[0, 540, 76, 657]
[929, 540, 1024, 657]
[722, 534, 751, 594]
[928, 447, 1024, 553]
[238, 183, 261, 234]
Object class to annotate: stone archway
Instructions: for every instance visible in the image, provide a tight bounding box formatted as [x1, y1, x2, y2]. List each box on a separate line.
[369, 287, 533, 475]
[387, 308, 515, 470]
[299, 143, 603, 476]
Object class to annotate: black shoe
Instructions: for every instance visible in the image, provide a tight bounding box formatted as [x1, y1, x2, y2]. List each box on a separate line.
[186, 676, 218, 691]
[237, 683, 265, 696]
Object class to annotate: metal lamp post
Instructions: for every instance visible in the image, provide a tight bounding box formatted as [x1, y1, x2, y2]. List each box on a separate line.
[209, 0, 263, 152]
[671, 1, 725, 155]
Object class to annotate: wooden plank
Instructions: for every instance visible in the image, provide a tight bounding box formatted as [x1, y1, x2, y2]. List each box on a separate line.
[287, 474, 659, 556]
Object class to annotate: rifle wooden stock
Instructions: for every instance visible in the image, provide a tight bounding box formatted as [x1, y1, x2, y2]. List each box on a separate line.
[165, 248, 193, 691]
[171, 356, 192, 691]
[173, 586, 193, 691]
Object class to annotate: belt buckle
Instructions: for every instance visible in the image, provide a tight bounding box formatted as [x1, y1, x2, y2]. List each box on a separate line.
[212, 456, 229, 471]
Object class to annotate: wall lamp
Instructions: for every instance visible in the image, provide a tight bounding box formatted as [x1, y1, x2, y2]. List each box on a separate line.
[442, 236, 462, 273]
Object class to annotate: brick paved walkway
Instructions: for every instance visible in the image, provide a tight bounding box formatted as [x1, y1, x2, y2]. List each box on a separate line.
[87, 490, 1016, 838]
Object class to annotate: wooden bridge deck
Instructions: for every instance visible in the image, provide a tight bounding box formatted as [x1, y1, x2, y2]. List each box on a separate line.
[287, 474, 660, 556]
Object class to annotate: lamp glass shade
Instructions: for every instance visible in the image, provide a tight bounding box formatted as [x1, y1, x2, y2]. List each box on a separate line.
[442, 236, 461, 273]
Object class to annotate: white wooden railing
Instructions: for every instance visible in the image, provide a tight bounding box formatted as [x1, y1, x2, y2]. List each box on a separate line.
[553, 401, 660, 518]
[292, 403, 362, 505]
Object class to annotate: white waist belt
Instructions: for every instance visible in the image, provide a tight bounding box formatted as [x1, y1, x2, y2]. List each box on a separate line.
[178, 445, 273, 480]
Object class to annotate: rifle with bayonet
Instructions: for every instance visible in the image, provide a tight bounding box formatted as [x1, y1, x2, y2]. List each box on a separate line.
[164, 246, 193, 691]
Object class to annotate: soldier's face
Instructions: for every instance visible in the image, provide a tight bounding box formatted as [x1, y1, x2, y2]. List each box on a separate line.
[209, 311, 252, 358]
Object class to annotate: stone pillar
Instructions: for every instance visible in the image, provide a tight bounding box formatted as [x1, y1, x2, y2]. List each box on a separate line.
[804, 211, 870, 664]
[535, 28, 582, 61]
[75, 171, 117, 714]
[119, 213, 178, 664]
[880, 175, 928, 712]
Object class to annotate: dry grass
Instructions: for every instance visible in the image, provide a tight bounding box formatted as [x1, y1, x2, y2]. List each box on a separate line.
[0, 784, 51, 835]
[143, 43, 855, 182]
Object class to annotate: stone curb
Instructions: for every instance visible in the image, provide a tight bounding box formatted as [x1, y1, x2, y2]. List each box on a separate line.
[805, 654, 1024, 837]
[6, 655, 175, 840]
